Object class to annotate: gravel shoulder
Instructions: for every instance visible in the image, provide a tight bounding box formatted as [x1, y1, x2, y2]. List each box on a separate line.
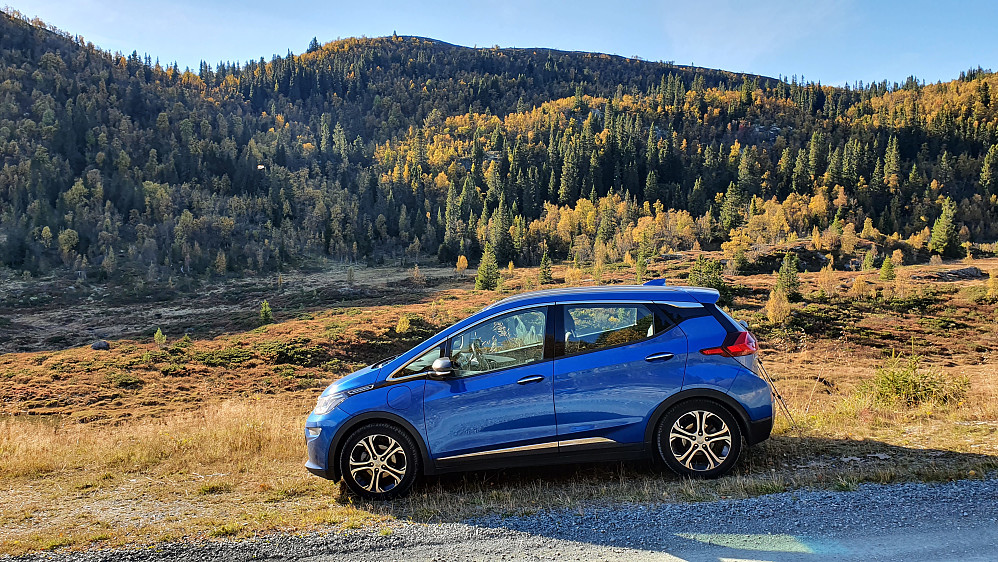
[8, 476, 998, 562]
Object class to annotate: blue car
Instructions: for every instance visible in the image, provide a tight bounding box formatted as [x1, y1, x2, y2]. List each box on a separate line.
[305, 282, 774, 499]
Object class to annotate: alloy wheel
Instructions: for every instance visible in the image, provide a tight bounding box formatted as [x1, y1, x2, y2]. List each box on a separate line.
[668, 410, 732, 472]
[348, 434, 408, 493]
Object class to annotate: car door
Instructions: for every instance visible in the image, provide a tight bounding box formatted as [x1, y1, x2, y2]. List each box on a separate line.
[553, 302, 687, 448]
[423, 306, 556, 467]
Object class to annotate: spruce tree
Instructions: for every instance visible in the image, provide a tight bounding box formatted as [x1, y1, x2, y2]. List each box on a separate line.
[775, 252, 801, 298]
[259, 300, 274, 324]
[719, 182, 744, 234]
[538, 250, 553, 284]
[475, 243, 501, 290]
[928, 197, 961, 257]
[879, 256, 895, 281]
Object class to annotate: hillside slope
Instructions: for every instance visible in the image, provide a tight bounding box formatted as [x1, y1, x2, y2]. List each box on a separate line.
[1, 10, 996, 284]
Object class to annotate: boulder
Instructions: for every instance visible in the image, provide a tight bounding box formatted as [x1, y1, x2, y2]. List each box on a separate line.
[91, 340, 110, 351]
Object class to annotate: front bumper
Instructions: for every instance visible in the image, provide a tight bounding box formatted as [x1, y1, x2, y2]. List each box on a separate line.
[304, 407, 350, 480]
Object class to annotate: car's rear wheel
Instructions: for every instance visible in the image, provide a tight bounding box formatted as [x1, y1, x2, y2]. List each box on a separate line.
[655, 400, 742, 478]
[339, 423, 419, 500]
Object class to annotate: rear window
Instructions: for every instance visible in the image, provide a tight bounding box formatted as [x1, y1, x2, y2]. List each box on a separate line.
[708, 304, 744, 333]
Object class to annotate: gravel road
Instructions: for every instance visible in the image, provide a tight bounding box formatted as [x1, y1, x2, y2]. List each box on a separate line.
[10, 477, 998, 562]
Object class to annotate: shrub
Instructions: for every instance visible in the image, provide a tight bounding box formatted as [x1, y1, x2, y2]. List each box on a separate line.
[817, 263, 838, 297]
[688, 255, 731, 305]
[259, 300, 274, 324]
[395, 314, 410, 334]
[866, 349, 969, 407]
[153, 327, 166, 346]
[890, 267, 915, 300]
[989, 270, 998, 300]
[766, 289, 792, 325]
[564, 267, 584, 285]
[849, 277, 876, 299]
[194, 347, 253, 367]
[929, 254, 943, 266]
[455, 255, 468, 276]
[410, 265, 426, 286]
[108, 372, 144, 389]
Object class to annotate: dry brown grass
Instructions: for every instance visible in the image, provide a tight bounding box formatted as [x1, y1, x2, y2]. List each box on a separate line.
[1, 255, 997, 555]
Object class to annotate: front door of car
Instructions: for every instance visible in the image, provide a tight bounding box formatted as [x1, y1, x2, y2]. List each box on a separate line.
[553, 303, 687, 446]
[423, 306, 556, 467]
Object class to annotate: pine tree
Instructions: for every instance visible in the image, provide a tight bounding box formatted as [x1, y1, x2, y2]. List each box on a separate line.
[475, 242, 501, 290]
[154, 327, 166, 346]
[538, 250, 553, 284]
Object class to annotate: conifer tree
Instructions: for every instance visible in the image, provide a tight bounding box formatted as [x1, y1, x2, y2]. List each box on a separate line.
[775, 252, 801, 298]
[879, 256, 895, 281]
[928, 197, 960, 257]
[720, 182, 744, 234]
[538, 250, 553, 284]
[259, 300, 274, 324]
[475, 242, 500, 290]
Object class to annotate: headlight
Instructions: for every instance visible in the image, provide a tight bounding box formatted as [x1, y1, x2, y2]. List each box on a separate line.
[312, 392, 347, 416]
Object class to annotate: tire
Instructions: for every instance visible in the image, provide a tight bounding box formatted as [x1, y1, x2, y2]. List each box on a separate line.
[338, 422, 420, 500]
[655, 399, 742, 479]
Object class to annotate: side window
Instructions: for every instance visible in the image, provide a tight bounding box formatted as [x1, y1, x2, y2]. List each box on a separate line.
[564, 304, 663, 354]
[449, 308, 547, 377]
[395, 345, 442, 378]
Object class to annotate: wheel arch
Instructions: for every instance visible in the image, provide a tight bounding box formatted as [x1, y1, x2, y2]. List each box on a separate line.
[327, 411, 435, 482]
[643, 388, 752, 450]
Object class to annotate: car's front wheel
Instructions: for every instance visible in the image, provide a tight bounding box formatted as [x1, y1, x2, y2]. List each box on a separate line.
[655, 400, 742, 478]
[338, 423, 419, 500]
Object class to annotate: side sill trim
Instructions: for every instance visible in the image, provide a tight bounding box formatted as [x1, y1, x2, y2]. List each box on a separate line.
[436, 437, 619, 461]
[437, 441, 558, 461]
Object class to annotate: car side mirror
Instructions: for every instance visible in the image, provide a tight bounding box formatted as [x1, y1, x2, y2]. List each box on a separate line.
[429, 357, 453, 379]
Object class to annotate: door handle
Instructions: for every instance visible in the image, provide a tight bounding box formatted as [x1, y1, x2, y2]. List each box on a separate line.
[645, 352, 675, 362]
[517, 375, 545, 385]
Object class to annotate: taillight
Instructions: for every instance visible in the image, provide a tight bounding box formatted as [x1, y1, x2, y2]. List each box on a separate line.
[701, 331, 757, 357]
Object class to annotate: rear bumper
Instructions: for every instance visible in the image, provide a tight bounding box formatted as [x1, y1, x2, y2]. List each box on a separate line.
[746, 415, 773, 446]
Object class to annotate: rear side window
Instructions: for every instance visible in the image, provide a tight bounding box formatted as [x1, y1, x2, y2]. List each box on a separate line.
[563, 304, 664, 354]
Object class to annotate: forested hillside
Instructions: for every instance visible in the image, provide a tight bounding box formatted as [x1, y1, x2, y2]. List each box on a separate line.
[2, 9, 997, 282]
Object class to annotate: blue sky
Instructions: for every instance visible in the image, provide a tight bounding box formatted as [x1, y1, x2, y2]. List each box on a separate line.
[17, 0, 998, 86]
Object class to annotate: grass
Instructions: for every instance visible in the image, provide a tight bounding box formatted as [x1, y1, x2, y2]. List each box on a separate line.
[0, 256, 997, 555]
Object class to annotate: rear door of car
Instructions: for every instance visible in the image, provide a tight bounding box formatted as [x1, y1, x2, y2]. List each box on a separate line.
[552, 302, 688, 450]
